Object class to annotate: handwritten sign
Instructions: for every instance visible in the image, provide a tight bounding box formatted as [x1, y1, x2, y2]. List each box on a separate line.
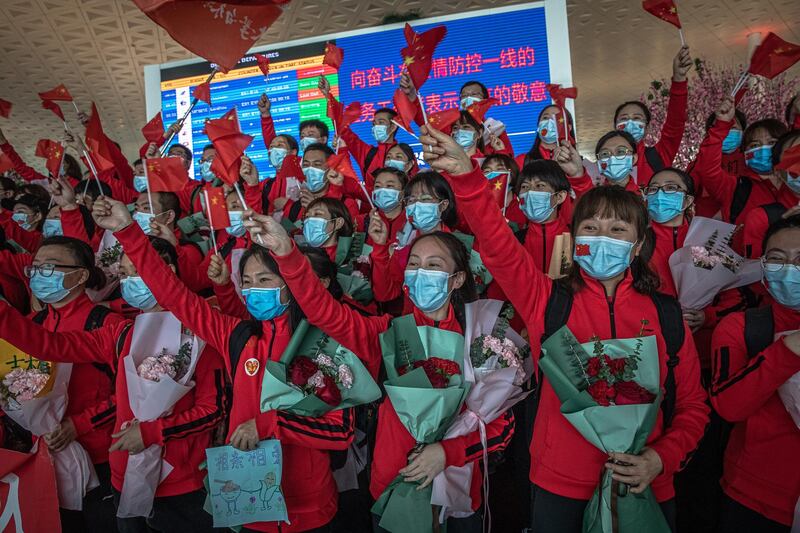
[0, 339, 49, 380]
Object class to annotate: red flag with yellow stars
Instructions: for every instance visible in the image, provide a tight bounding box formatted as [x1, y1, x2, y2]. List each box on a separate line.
[0, 98, 11, 118]
[35, 139, 65, 178]
[393, 89, 418, 132]
[487, 170, 509, 211]
[326, 93, 343, 125]
[132, 0, 288, 72]
[642, 0, 681, 29]
[141, 112, 164, 144]
[401, 23, 447, 90]
[205, 108, 253, 185]
[38, 84, 73, 102]
[323, 42, 344, 70]
[84, 103, 115, 172]
[426, 108, 461, 134]
[205, 186, 231, 229]
[748, 32, 800, 79]
[546, 84, 578, 108]
[144, 157, 188, 192]
[327, 152, 357, 181]
[254, 53, 270, 77]
[41, 100, 65, 121]
[465, 97, 498, 124]
[776, 144, 800, 175]
[194, 81, 212, 105]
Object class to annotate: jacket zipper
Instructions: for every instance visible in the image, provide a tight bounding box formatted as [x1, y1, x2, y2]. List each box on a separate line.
[672, 227, 679, 251]
[267, 320, 276, 359]
[540, 224, 547, 272]
[605, 292, 617, 338]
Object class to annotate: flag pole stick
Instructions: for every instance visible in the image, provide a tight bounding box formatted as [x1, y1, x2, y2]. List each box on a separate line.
[678, 28, 686, 47]
[357, 179, 374, 209]
[233, 181, 265, 245]
[502, 172, 510, 217]
[63, 119, 105, 197]
[333, 119, 339, 154]
[144, 164, 155, 216]
[71, 101, 81, 115]
[391, 120, 419, 140]
[731, 72, 749, 97]
[160, 69, 218, 156]
[203, 189, 219, 255]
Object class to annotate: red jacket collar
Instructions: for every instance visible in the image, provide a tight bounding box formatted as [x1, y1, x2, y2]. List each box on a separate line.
[579, 269, 636, 301]
[411, 304, 463, 334]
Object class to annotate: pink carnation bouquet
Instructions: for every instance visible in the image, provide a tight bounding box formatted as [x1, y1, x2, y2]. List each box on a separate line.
[1, 366, 51, 408]
[136, 343, 191, 383]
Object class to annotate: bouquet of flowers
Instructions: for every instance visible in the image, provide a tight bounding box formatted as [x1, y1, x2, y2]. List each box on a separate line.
[261, 320, 380, 417]
[539, 325, 670, 533]
[1, 361, 99, 511]
[669, 217, 761, 309]
[87, 232, 123, 302]
[432, 299, 533, 521]
[118, 312, 203, 519]
[372, 315, 470, 533]
[335, 233, 375, 306]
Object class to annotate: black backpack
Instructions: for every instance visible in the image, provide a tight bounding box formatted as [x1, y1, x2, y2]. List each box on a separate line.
[644, 146, 666, 174]
[728, 176, 754, 224]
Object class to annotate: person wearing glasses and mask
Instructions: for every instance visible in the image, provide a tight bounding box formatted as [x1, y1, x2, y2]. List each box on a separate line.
[710, 215, 800, 533]
[594, 130, 641, 192]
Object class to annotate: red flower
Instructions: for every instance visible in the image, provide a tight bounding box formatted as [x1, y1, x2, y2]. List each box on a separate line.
[429, 357, 460, 376]
[575, 243, 590, 256]
[614, 381, 656, 405]
[316, 375, 342, 406]
[401, 357, 460, 389]
[586, 357, 602, 377]
[288, 356, 318, 386]
[587, 380, 617, 406]
[606, 356, 627, 376]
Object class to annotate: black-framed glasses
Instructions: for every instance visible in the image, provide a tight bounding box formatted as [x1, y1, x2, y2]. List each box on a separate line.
[641, 184, 686, 195]
[597, 147, 633, 161]
[24, 263, 83, 278]
[761, 257, 800, 273]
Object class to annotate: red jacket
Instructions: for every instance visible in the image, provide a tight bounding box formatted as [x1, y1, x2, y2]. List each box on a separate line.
[115, 223, 354, 532]
[634, 80, 688, 185]
[648, 221, 689, 298]
[60, 207, 103, 251]
[0, 303, 227, 498]
[339, 127, 395, 192]
[1, 216, 42, 253]
[0, 141, 79, 187]
[692, 119, 795, 226]
[273, 243, 514, 510]
[27, 294, 125, 464]
[741, 201, 798, 259]
[355, 208, 408, 247]
[0, 249, 31, 313]
[710, 304, 800, 526]
[443, 163, 709, 501]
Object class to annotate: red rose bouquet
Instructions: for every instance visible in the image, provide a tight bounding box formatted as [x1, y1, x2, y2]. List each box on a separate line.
[397, 356, 461, 389]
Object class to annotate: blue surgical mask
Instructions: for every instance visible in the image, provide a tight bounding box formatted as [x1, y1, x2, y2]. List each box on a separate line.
[303, 217, 332, 247]
[745, 145, 774, 174]
[538, 118, 557, 144]
[646, 190, 686, 224]
[226, 210, 246, 237]
[485, 171, 508, 181]
[303, 166, 326, 193]
[404, 268, 453, 313]
[405, 202, 441, 232]
[618, 120, 646, 142]
[599, 155, 633, 182]
[299, 136, 319, 152]
[763, 265, 800, 310]
[372, 125, 389, 143]
[242, 286, 288, 321]
[384, 158, 406, 172]
[42, 219, 63, 238]
[520, 191, 555, 223]
[200, 160, 215, 182]
[453, 130, 476, 149]
[133, 175, 148, 193]
[722, 129, 742, 154]
[372, 188, 401, 212]
[460, 96, 481, 110]
[573, 235, 635, 280]
[269, 147, 287, 169]
[29, 270, 77, 304]
[120, 276, 157, 310]
[133, 211, 155, 235]
[12, 212, 33, 231]
[786, 173, 800, 194]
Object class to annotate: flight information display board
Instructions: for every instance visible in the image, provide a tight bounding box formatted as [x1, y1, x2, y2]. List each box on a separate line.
[152, 1, 571, 180]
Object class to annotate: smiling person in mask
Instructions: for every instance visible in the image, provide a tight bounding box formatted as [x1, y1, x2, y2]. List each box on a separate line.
[3, 193, 48, 252]
[612, 46, 691, 185]
[594, 130, 640, 192]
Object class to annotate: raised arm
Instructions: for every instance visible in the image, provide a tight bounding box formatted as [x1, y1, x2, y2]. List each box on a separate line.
[0, 134, 49, 183]
[257, 93, 277, 150]
[654, 46, 692, 165]
[691, 98, 738, 203]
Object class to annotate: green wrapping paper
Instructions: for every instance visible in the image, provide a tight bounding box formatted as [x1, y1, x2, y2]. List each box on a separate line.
[334, 232, 367, 270]
[451, 232, 493, 293]
[371, 315, 470, 532]
[336, 272, 374, 305]
[539, 326, 670, 533]
[260, 319, 381, 417]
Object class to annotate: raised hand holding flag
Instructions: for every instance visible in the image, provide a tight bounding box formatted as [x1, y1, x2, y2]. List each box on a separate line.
[144, 157, 188, 192]
[35, 139, 65, 178]
[254, 53, 271, 77]
[323, 42, 344, 70]
[401, 23, 447, 125]
[205, 108, 254, 186]
[642, 0, 684, 44]
[732, 32, 800, 96]
[546, 84, 578, 142]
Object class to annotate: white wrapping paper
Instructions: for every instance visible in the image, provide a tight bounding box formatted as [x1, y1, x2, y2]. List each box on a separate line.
[117, 312, 203, 518]
[87, 231, 122, 303]
[776, 330, 800, 429]
[2, 363, 98, 510]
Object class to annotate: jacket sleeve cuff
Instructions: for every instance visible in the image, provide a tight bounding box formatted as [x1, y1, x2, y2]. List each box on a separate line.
[647, 441, 678, 478]
[443, 163, 488, 200]
[70, 413, 94, 437]
[440, 436, 468, 468]
[139, 419, 165, 447]
[271, 242, 305, 276]
[113, 220, 143, 243]
[255, 411, 277, 439]
[670, 79, 688, 95]
[370, 242, 391, 261]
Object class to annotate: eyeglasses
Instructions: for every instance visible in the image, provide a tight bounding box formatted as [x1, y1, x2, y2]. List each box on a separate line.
[404, 195, 439, 205]
[596, 148, 633, 160]
[761, 257, 800, 273]
[641, 184, 686, 195]
[24, 263, 83, 278]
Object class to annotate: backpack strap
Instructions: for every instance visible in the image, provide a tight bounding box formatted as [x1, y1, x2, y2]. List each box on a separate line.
[115, 323, 133, 359]
[32, 308, 49, 325]
[644, 146, 665, 174]
[227, 320, 262, 380]
[189, 183, 204, 212]
[514, 227, 527, 245]
[286, 200, 303, 223]
[744, 306, 775, 359]
[650, 292, 685, 428]
[84, 305, 112, 331]
[729, 176, 753, 223]
[542, 281, 573, 342]
[761, 202, 788, 227]
[219, 237, 237, 259]
[363, 146, 379, 175]
[261, 178, 275, 211]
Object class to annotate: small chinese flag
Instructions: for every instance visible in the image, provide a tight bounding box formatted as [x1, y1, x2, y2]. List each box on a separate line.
[466, 97, 498, 124]
[144, 157, 188, 192]
[323, 42, 344, 70]
[341, 102, 362, 130]
[326, 93, 343, 125]
[487, 171, 509, 211]
[554, 110, 570, 141]
[254, 53, 270, 77]
[0, 98, 11, 118]
[141, 112, 164, 144]
[194, 81, 212, 106]
[575, 243, 591, 256]
[747, 32, 800, 79]
[205, 108, 253, 186]
[41, 100, 65, 121]
[0, 153, 12, 173]
[279, 153, 304, 182]
[642, 0, 681, 29]
[35, 139, 65, 177]
[327, 152, 357, 181]
[205, 186, 231, 229]
[401, 23, 447, 90]
[426, 108, 461, 133]
[776, 144, 800, 175]
[546, 84, 578, 108]
[84, 103, 115, 173]
[393, 89, 417, 132]
[38, 84, 73, 102]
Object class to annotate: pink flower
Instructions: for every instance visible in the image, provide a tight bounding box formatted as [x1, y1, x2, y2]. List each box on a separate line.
[307, 370, 326, 389]
[337, 364, 353, 389]
[2, 367, 50, 404]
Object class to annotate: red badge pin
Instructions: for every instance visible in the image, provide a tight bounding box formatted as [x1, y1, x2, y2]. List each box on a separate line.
[576, 243, 591, 256]
[244, 358, 260, 376]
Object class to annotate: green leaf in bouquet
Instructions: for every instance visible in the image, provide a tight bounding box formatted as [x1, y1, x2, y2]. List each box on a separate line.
[384, 382, 468, 443]
[541, 326, 594, 391]
[372, 475, 435, 533]
[280, 217, 301, 235]
[334, 232, 366, 268]
[387, 365, 433, 388]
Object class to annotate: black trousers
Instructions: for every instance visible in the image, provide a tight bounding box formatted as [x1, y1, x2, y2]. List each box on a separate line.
[530, 485, 676, 533]
[113, 488, 215, 533]
[372, 508, 483, 533]
[59, 461, 118, 533]
[718, 494, 790, 533]
[241, 524, 331, 533]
